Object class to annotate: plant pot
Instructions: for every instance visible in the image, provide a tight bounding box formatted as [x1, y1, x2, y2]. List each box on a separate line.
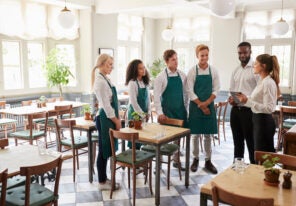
[264, 169, 280, 185]
[41, 102, 46, 107]
[84, 112, 92, 120]
[134, 120, 142, 130]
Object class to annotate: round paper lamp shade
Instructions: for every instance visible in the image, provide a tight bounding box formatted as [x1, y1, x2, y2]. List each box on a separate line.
[210, 0, 235, 17]
[273, 19, 289, 35]
[161, 28, 174, 41]
[58, 9, 75, 29]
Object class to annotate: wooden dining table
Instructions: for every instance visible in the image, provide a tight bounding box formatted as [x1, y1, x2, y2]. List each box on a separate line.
[200, 164, 296, 206]
[0, 145, 62, 178]
[120, 123, 191, 206]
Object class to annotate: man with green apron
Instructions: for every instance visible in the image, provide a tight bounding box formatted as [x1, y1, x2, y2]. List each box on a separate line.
[187, 44, 220, 174]
[127, 80, 150, 149]
[154, 49, 188, 170]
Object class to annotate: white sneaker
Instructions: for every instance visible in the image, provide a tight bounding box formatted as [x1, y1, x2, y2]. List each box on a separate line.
[99, 180, 120, 191]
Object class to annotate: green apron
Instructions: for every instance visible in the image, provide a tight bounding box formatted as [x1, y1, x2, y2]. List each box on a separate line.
[161, 69, 187, 126]
[127, 80, 149, 149]
[98, 73, 119, 159]
[188, 66, 217, 134]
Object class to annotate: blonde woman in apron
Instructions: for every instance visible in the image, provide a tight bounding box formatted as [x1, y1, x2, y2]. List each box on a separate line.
[187, 44, 220, 174]
[92, 54, 121, 190]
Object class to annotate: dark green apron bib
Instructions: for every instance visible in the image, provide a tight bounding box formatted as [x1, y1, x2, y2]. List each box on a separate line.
[188, 66, 217, 134]
[161, 69, 187, 126]
[127, 80, 149, 149]
[98, 73, 119, 159]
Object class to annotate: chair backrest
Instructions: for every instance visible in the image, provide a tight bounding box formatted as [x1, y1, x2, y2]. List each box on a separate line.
[0, 101, 6, 109]
[217, 101, 228, 121]
[54, 119, 76, 145]
[20, 156, 63, 206]
[255, 151, 296, 170]
[50, 105, 73, 118]
[211, 182, 274, 206]
[158, 117, 184, 127]
[109, 129, 139, 163]
[288, 101, 296, 107]
[27, 112, 48, 132]
[21, 100, 32, 106]
[0, 138, 9, 148]
[47, 97, 56, 103]
[279, 106, 296, 129]
[0, 168, 8, 206]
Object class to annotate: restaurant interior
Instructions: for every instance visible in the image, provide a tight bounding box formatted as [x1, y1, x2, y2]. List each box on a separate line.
[0, 0, 296, 205]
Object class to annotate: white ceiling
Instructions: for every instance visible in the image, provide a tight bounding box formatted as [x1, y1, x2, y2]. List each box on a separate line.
[34, 0, 296, 18]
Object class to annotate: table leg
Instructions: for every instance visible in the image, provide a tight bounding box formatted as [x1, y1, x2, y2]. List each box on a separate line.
[200, 192, 209, 206]
[185, 132, 190, 188]
[155, 145, 161, 206]
[87, 129, 93, 183]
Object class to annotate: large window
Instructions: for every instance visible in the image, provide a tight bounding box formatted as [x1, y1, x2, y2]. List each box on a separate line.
[117, 14, 143, 86]
[244, 10, 295, 89]
[2, 41, 22, 90]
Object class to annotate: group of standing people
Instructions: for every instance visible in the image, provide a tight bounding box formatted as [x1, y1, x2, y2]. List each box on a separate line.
[91, 41, 280, 190]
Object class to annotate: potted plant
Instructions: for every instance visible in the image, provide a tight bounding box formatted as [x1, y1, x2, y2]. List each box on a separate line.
[131, 111, 146, 130]
[39, 96, 47, 107]
[43, 48, 74, 97]
[147, 58, 165, 88]
[262, 154, 281, 185]
[81, 105, 92, 120]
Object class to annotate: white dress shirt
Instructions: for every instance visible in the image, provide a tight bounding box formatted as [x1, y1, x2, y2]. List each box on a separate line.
[245, 76, 277, 114]
[187, 64, 220, 101]
[93, 73, 116, 118]
[153, 68, 188, 115]
[229, 59, 259, 96]
[128, 80, 151, 114]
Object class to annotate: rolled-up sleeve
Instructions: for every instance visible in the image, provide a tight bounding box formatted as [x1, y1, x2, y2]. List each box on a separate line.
[153, 72, 166, 115]
[186, 67, 198, 101]
[128, 81, 143, 113]
[212, 67, 220, 96]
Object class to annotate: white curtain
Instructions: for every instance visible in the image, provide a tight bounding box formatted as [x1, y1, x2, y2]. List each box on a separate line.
[0, 0, 79, 40]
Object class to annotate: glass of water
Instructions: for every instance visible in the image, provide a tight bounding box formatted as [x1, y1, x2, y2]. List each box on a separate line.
[234, 157, 245, 174]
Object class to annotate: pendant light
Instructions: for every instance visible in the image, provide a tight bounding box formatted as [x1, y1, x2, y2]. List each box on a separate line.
[209, 0, 235, 17]
[58, 0, 75, 29]
[162, 25, 174, 41]
[273, 0, 289, 35]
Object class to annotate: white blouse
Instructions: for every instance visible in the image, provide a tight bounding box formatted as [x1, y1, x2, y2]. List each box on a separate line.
[128, 80, 151, 114]
[93, 72, 117, 118]
[153, 68, 188, 115]
[245, 75, 277, 114]
[186, 64, 220, 101]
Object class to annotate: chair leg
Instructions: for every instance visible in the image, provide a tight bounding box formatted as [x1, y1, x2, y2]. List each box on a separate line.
[167, 155, 171, 190]
[149, 162, 153, 195]
[110, 161, 116, 199]
[177, 150, 182, 181]
[223, 121, 226, 141]
[92, 142, 97, 173]
[72, 149, 76, 182]
[76, 149, 80, 169]
[133, 166, 136, 206]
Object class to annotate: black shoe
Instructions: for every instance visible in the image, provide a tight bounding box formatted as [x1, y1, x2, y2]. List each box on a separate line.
[173, 162, 186, 171]
[190, 158, 199, 172]
[205, 160, 218, 174]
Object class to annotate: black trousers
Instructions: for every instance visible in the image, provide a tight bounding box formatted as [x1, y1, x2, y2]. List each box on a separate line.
[230, 106, 255, 163]
[95, 116, 108, 183]
[252, 113, 276, 153]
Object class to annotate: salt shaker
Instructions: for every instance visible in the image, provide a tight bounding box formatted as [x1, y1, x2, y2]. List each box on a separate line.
[282, 171, 292, 189]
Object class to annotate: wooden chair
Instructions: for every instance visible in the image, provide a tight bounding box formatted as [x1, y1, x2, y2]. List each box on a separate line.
[0, 101, 17, 138]
[21, 100, 32, 106]
[216, 101, 228, 144]
[141, 117, 184, 190]
[46, 97, 56, 103]
[109, 129, 155, 206]
[54, 119, 88, 182]
[277, 106, 296, 151]
[255, 151, 296, 170]
[9, 112, 48, 147]
[211, 182, 274, 206]
[288, 101, 296, 107]
[0, 138, 8, 148]
[0, 168, 8, 206]
[5, 156, 63, 206]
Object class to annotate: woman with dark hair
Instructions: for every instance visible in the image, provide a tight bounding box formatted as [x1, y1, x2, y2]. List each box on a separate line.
[238, 54, 280, 152]
[125, 59, 151, 149]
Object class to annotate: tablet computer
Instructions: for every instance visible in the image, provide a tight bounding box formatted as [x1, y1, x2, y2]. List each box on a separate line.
[230, 91, 242, 104]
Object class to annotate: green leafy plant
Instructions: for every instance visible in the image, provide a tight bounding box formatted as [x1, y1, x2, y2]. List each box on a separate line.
[44, 48, 74, 97]
[147, 58, 165, 87]
[131, 111, 146, 121]
[262, 154, 280, 174]
[81, 104, 91, 114]
[39, 96, 47, 103]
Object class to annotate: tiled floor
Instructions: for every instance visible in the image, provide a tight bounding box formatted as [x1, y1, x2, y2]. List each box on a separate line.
[8, 123, 255, 206]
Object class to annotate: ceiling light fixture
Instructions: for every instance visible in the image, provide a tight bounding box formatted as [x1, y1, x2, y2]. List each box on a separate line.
[273, 0, 289, 35]
[209, 0, 235, 17]
[58, 0, 75, 29]
[162, 25, 174, 41]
